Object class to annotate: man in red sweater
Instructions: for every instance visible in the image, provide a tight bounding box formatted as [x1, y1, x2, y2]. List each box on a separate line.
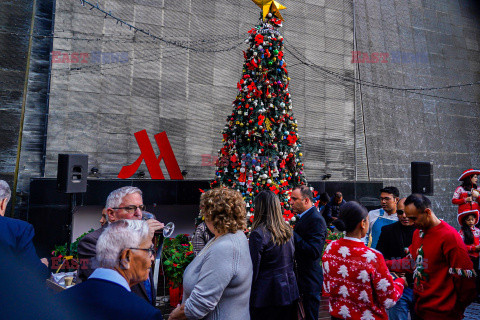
[387, 194, 476, 320]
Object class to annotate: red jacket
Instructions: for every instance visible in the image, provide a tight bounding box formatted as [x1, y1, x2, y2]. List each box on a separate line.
[459, 226, 480, 259]
[387, 221, 476, 320]
[323, 237, 405, 320]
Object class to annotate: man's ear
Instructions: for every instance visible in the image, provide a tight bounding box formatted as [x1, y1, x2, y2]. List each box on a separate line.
[119, 249, 131, 269]
[395, 197, 400, 204]
[0, 198, 8, 215]
[106, 208, 116, 222]
[424, 208, 432, 216]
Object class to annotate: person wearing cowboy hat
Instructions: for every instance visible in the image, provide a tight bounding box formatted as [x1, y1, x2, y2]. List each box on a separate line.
[457, 207, 480, 301]
[452, 169, 480, 215]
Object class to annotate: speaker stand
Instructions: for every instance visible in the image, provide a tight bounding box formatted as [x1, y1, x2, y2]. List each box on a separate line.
[65, 193, 76, 256]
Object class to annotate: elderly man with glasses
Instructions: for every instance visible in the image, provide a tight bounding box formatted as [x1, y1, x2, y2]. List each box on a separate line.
[78, 186, 164, 305]
[60, 220, 163, 320]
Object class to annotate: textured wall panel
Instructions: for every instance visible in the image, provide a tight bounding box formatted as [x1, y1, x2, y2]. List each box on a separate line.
[46, 0, 357, 185]
[353, 0, 480, 224]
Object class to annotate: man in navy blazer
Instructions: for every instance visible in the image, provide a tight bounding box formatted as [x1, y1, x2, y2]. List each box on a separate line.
[290, 185, 327, 320]
[0, 180, 49, 279]
[59, 273, 163, 320]
[59, 220, 163, 320]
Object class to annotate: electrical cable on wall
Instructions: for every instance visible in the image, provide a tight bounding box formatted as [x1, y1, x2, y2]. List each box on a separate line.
[284, 42, 480, 105]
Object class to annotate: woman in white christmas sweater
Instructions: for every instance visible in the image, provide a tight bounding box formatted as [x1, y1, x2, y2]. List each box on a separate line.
[322, 201, 406, 320]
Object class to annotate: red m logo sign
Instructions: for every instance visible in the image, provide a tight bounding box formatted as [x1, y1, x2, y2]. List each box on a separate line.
[118, 130, 183, 180]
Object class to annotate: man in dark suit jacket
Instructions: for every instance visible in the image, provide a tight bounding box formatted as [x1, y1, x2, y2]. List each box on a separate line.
[290, 185, 327, 320]
[0, 180, 49, 279]
[323, 192, 346, 225]
[59, 277, 163, 320]
[376, 198, 416, 320]
[77, 186, 163, 305]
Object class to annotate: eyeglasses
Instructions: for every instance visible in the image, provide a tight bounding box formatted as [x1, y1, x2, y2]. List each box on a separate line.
[397, 210, 405, 215]
[129, 245, 155, 257]
[112, 205, 146, 212]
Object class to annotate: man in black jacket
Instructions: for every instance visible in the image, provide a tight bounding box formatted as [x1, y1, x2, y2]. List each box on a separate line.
[376, 198, 415, 320]
[323, 191, 346, 225]
[290, 185, 327, 320]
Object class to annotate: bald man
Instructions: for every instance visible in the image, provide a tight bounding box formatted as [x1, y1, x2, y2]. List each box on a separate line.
[377, 198, 415, 320]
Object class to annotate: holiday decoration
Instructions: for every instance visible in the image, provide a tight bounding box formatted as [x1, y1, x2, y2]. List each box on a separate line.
[251, 0, 286, 21]
[211, 4, 307, 226]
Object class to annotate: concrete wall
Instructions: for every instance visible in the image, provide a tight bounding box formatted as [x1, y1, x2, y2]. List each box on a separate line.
[353, 0, 480, 224]
[45, 0, 357, 183]
[0, 1, 34, 195]
[0, 0, 54, 218]
[5, 0, 478, 224]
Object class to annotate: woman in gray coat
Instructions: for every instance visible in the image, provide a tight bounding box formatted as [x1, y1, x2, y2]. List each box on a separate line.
[168, 188, 253, 320]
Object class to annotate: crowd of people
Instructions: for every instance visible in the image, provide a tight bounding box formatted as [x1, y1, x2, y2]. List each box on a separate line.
[0, 168, 479, 320]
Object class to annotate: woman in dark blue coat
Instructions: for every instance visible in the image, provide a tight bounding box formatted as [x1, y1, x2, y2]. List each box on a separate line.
[249, 190, 299, 320]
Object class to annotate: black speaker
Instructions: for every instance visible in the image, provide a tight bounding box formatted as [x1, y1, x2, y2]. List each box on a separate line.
[57, 154, 88, 193]
[411, 162, 433, 195]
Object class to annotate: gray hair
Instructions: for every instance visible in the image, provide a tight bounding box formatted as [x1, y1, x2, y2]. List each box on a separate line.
[105, 186, 142, 209]
[0, 180, 11, 202]
[95, 220, 150, 269]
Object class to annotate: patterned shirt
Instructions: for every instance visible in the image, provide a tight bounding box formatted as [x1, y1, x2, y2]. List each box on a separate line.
[322, 237, 405, 320]
[192, 222, 214, 256]
[459, 226, 480, 258]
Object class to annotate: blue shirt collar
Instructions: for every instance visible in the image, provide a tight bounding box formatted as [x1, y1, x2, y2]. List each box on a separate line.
[89, 268, 131, 292]
[297, 206, 314, 219]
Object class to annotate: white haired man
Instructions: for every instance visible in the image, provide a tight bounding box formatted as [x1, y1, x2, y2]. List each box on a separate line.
[60, 220, 163, 319]
[77, 186, 163, 305]
[0, 180, 49, 278]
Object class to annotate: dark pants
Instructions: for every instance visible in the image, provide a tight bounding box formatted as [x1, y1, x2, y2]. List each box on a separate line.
[302, 292, 321, 320]
[250, 303, 296, 320]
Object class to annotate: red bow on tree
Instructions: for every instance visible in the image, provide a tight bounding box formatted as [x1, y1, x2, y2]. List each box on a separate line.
[283, 210, 293, 221]
[247, 58, 258, 70]
[248, 82, 257, 93]
[269, 185, 279, 194]
[287, 134, 298, 145]
[254, 34, 264, 45]
[258, 115, 265, 126]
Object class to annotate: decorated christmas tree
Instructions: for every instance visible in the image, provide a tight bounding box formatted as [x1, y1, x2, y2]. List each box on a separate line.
[211, 1, 307, 225]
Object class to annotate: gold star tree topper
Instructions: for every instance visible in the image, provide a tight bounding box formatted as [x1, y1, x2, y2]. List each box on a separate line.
[251, 0, 286, 21]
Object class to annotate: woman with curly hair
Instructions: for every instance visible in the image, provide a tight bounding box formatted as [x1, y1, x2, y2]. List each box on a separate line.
[169, 188, 252, 320]
[249, 190, 299, 320]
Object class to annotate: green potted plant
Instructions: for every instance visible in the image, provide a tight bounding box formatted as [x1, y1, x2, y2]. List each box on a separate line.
[162, 234, 194, 306]
[323, 228, 344, 254]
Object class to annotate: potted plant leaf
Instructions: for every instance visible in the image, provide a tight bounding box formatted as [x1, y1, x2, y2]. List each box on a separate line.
[162, 234, 194, 306]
